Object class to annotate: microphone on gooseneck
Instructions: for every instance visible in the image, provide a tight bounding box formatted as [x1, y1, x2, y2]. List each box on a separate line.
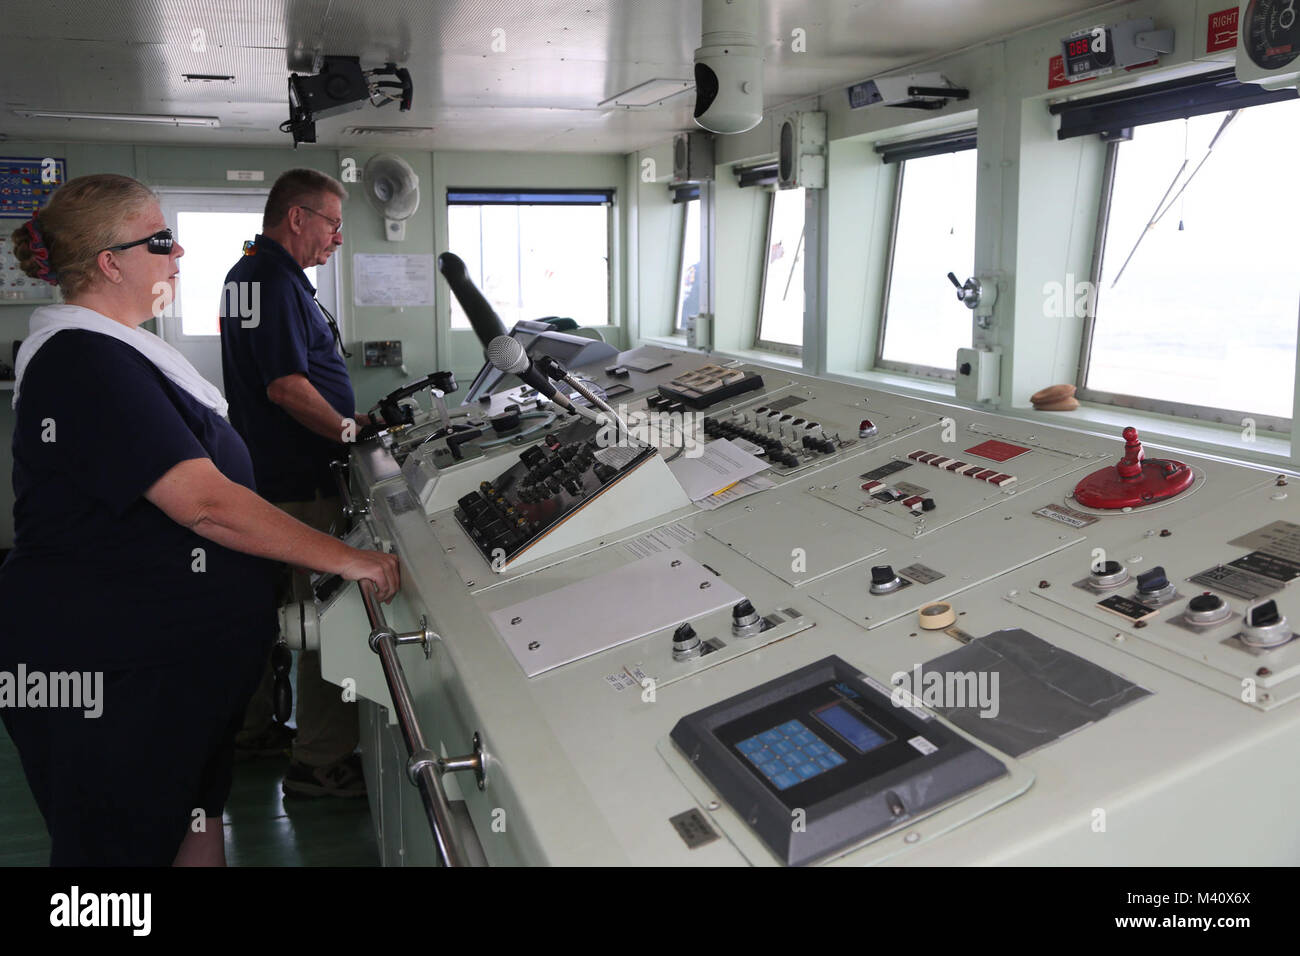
[487, 336, 575, 413]
[437, 252, 508, 349]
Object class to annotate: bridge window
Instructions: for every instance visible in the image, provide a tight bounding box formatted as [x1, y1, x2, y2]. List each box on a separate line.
[875, 132, 977, 379]
[446, 189, 613, 329]
[756, 186, 806, 353]
[673, 185, 701, 333]
[1057, 70, 1300, 430]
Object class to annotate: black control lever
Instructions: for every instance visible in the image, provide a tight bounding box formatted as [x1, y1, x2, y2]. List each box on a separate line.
[369, 370, 458, 430]
[437, 252, 508, 351]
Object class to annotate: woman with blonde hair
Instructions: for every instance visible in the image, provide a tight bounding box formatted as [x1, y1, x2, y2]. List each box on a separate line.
[0, 174, 399, 866]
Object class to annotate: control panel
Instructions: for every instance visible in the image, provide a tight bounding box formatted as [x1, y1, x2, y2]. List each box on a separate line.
[328, 345, 1300, 867]
[671, 655, 1006, 865]
[454, 417, 657, 568]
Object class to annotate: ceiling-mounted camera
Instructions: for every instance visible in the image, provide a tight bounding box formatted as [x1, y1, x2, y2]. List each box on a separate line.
[282, 56, 413, 147]
[693, 0, 764, 135]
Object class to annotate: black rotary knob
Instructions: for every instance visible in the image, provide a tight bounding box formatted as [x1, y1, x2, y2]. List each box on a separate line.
[1136, 566, 1174, 598]
[1090, 559, 1128, 589]
[870, 565, 902, 594]
[1185, 592, 1231, 626]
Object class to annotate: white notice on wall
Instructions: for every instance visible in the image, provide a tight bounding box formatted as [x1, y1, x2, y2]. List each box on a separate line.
[352, 253, 435, 307]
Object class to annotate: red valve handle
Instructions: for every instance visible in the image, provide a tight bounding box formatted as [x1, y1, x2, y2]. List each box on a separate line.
[1117, 426, 1144, 479]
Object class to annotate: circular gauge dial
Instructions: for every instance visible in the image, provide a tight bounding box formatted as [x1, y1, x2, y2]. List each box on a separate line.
[1243, 0, 1300, 70]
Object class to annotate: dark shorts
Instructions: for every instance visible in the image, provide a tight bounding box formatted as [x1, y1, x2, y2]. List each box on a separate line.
[1, 637, 268, 866]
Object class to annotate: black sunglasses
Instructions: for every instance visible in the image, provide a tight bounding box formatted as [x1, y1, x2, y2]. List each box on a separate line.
[103, 228, 175, 255]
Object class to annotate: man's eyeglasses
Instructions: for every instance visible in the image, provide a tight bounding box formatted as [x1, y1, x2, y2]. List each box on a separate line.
[102, 228, 175, 255]
[297, 206, 342, 234]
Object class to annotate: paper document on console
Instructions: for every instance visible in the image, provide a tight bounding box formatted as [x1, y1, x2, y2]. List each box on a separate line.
[694, 474, 776, 511]
[667, 438, 769, 501]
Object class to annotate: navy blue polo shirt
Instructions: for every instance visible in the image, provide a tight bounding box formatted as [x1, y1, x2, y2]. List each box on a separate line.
[219, 235, 354, 501]
[0, 329, 276, 670]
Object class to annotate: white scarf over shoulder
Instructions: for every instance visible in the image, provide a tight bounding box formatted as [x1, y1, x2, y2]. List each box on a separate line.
[12, 304, 228, 418]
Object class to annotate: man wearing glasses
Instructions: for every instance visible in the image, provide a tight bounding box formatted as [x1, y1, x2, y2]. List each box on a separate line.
[219, 168, 370, 798]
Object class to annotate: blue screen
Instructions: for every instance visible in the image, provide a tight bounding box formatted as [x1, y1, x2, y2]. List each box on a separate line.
[816, 703, 889, 754]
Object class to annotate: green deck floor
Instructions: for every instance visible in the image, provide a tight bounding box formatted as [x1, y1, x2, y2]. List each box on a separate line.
[0, 729, 380, 867]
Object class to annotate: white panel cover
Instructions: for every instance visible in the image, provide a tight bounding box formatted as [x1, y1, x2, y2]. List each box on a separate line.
[490, 549, 743, 676]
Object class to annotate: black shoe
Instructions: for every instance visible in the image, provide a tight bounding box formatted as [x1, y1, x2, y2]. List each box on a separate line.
[283, 753, 367, 798]
[234, 722, 296, 761]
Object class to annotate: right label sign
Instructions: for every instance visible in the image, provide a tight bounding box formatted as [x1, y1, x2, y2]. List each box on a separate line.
[1207, 6, 1239, 53]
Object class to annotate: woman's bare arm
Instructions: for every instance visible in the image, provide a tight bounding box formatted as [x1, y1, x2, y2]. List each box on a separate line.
[144, 457, 400, 601]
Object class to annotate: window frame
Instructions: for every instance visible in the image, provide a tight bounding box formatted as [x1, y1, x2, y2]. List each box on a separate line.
[753, 186, 805, 357]
[672, 185, 700, 335]
[1075, 119, 1292, 435]
[874, 141, 977, 381]
[444, 187, 615, 332]
[154, 188, 341, 342]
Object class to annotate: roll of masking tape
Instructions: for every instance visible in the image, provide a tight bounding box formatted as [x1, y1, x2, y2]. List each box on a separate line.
[918, 602, 957, 630]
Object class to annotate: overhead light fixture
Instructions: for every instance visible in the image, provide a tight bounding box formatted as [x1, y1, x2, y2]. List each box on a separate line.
[342, 125, 434, 137]
[598, 78, 694, 109]
[183, 73, 235, 84]
[13, 109, 220, 127]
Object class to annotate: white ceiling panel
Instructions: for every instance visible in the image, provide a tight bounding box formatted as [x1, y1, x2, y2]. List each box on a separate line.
[0, 0, 1121, 153]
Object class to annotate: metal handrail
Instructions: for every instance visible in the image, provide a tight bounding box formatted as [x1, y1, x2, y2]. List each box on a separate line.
[358, 581, 473, 867]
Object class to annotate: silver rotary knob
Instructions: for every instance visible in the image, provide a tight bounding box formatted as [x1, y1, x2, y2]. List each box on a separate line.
[1185, 593, 1231, 627]
[731, 599, 763, 638]
[672, 622, 702, 661]
[1090, 560, 1128, 590]
[1242, 600, 1291, 649]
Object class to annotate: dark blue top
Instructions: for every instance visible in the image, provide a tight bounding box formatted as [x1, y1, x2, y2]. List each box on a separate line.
[219, 235, 355, 501]
[0, 329, 276, 669]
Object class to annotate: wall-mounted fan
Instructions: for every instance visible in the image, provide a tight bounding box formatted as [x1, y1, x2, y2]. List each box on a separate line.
[362, 153, 420, 241]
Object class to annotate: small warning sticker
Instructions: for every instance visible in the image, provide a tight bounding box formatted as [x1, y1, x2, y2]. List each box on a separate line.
[908, 735, 938, 756]
[965, 439, 1031, 462]
[605, 672, 636, 692]
[1097, 594, 1158, 622]
[899, 563, 945, 585]
[669, 808, 719, 849]
[1034, 503, 1098, 528]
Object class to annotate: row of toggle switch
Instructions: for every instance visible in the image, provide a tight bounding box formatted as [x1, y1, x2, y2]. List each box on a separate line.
[907, 450, 1018, 487]
[860, 480, 936, 515]
[703, 414, 838, 467]
[734, 407, 841, 454]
